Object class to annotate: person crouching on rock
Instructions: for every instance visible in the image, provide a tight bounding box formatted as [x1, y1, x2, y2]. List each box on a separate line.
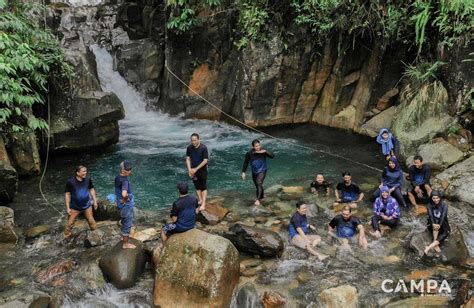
[64, 165, 98, 239]
[424, 191, 451, 256]
[114, 160, 136, 249]
[161, 181, 199, 242]
[328, 205, 368, 250]
[370, 186, 400, 239]
[288, 201, 328, 261]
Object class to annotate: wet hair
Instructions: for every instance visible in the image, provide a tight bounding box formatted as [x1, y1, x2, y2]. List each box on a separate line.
[191, 133, 200, 140]
[414, 155, 423, 162]
[75, 165, 86, 173]
[177, 181, 189, 195]
[296, 201, 305, 209]
[252, 139, 260, 146]
[342, 171, 351, 177]
[342, 205, 352, 213]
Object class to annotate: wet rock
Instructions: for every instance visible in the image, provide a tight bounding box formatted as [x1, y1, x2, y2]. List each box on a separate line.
[0, 138, 17, 204]
[435, 156, 474, 206]
[318, 285, 358, 308]
[34, 259, 76, 284]
[223, 223, 284, 257]
[385, 296, 448, 307]
[99, 238, 146, 289]
[359, 106, 398, 137]
[413, 138, 464, 171]
[197, 210, 220, 225]
[84, 229, 106, 247]
[265, 185, 283, 195]
[93, 199, 121, 221]
[383, 255, 400, 264]
[224, 211, 241, 223]
[0, 289, 51, 307]
[241, 259, 263, 268]
[130, 227, 160, 242]
[404, 269, 433, 282]
[196, 198, 230, 225]
[0, 206, 14, 225]
[0, 206, 17, 244]
[305, 203, 318, 218]
[233, 283, 263, 308]
[242, 268, 258, 277]
[7, 132, 41, 177]
[154, 229, 239, 308]
[251, 206, 272, 216]
[409, 226, 469, 265]
[67, 260, 106, 294]
[24, 225, 51, 239]
[281, 186, 304, 197]
[261, 291, 285, 308]
[255, 216, 268, 224]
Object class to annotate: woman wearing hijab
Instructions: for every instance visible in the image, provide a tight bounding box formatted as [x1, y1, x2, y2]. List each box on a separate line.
[374, 157, 408, 208]
[371, 185, 400, 238]
[376, 128, 400, 161]
[424, 191, 451, 255]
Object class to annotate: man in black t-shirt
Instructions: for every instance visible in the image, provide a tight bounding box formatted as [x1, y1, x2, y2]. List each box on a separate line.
[310, 174, 331, 196]
[328, 205, 367, 249]
[64, 165, 98, 238]
[334, 171, 364, 208]
[186, 133, 209, 211]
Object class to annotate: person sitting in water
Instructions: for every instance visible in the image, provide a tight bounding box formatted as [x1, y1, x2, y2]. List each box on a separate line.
[310, 174, 331, 197]
[328, 205, 368, 249]
[334, 171, 364, 208]
[64, 165, 98, 239]
[161, 181, 199, 242]
[376, 128, 400, 161]
[115, 160, 136, 249]
[407, 155, 432, 208]
[424, 191, 451, 256]
[374, 157, 408, 208]
[241, 139, 274, 206]
[288, 201, 328, 261]
[370, 186, 400, 239]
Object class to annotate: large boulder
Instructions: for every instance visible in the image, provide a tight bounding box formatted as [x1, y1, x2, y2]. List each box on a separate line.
[93, 199, 121, 221]
[197, 198, 229, 225]
[232, 283, 263, 308]
[98, 238, 146, 289]
[358, 106, 398, 137]
[154, 229, 239, 308]
[435, 156, 474, 206]
[409, 225, 469, 265]
[318, 285, 358, 308]
[0, 137, 17, 204]
[0, 290, 51, 307]
[0, 206, 17, 244]
[413, 138, 464, 171]
[6, 132, 41, 177]
[223, 223, 284, 257]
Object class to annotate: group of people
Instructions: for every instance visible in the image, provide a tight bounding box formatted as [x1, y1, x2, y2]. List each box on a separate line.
[64, 128, 451, 257]
[288, 128, 451, 257]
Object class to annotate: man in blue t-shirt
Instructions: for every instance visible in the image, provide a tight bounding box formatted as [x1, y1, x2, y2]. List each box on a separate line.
[241, 139, 274, 206]
[288, 201, 327, 260]
[161, 181, 199, 242]
[407, 155, 432, 208]
[64, 165, 98, 238]
[328, 205, 367, 250]
[186, 133, 209, 211]
[114, 160, 136, 249]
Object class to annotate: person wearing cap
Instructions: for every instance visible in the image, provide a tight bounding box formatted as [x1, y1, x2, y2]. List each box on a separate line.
[424, 191, 451, 256]
[186, 133, 209, 211]
[64, 165, 98, 238]
[114, 160, 136, 249]
[370, 185, 400, 239]
[161, 181, 199, 242]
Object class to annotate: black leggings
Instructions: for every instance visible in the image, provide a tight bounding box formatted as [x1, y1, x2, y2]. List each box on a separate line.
[252, 171, 266, 200]
[371, 215, 399, 232]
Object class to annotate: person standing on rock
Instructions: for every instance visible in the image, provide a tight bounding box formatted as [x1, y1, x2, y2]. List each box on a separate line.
[376, 128, 400, 161]
[407, 155, 432, 208]
[161, 181, 199, 242]
[334, 171, 364, 208]
[186, 133, 209, 212]
[288, 201, 328, 260]
[241, 139, 275, 206]
[64, 165, 98, 239]
[374, 157, 408, 208]
[114, 160, 136, 249]
[328, 205, 368, 250]
[424, 191, 451, 256]
[370, 186, 400, 239]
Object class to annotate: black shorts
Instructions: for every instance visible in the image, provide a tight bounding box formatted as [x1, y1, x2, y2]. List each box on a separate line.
[409, 185, 430, 201]
[193, 168, 208, 191]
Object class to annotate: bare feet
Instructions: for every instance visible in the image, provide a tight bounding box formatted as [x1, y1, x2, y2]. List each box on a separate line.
[371, 230, 382, 239]
[423, 246, 430, 256]
[198, 205, 206, 212]
[254, 200, 261, 206]
[317, 253, 329, 261]
[434, 246, 441, 253]
[123, 243, 137, 249]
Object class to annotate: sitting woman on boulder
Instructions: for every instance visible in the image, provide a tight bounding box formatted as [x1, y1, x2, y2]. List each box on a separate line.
[376, 128, 400, 161]
[288, 201, 328, 261]
[370, 186, 400, 239]
[424, 191, 451, 256]
[374, 157, 408, 208]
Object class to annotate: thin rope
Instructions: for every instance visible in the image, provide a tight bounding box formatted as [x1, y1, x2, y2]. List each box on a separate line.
[164, 64, 382, 173]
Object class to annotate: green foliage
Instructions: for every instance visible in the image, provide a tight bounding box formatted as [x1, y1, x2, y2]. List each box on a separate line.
[403, 61, 446, 84]
[166, 0, 221, 34]
[411, 1, 431, 55]
[0, 1, 72, 133]
[235, 0, 269, 49]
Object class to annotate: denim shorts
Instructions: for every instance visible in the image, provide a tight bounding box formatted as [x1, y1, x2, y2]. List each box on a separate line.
[120, 206, 134, 236]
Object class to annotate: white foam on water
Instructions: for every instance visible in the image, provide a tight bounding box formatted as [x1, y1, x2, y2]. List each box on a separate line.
[90, 44, 266, 156]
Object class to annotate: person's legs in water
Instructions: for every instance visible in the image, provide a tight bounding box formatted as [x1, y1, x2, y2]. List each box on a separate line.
[291, 235, 327, 261]
[357, 225, 368, 249]
[252, 171, 266, 205]
[370, 215, 382, 238]
[64, 209, 80, 238]
[120, 207, 136, 249]
[83, 206, 97, 231]
[391, 187, 408, 208]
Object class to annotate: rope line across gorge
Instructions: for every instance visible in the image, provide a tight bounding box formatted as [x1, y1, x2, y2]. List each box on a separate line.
[164, 64, 383, 173]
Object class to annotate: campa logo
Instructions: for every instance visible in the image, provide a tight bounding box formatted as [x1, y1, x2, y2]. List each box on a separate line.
[381, 279, 452, 295]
